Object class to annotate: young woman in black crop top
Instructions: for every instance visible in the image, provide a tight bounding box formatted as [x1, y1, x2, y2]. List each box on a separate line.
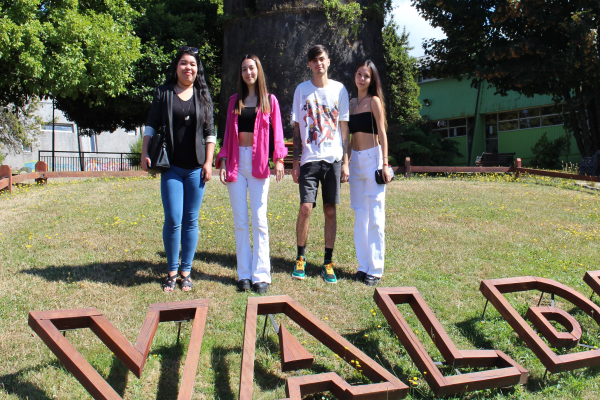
[216, 55, 288, 294]
[348, 60, 391, 286]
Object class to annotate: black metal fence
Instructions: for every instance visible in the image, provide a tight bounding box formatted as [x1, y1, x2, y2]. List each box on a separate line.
[39, 151, 142, 172]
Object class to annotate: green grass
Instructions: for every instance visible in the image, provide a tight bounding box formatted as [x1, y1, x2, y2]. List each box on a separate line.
[0, 173, 599, 399]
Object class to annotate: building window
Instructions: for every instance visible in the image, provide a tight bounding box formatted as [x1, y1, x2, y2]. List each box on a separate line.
[491, 105, 563, 132]
[41, 124, 74, 133]
[431, 118, 468, 138]
[23, 144, 32, 153]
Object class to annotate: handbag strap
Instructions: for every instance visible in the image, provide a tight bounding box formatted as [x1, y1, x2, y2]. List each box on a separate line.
[369, 98, 379, 167]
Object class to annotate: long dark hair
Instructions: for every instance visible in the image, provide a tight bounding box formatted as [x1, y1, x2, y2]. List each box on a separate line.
[235, 54, 270, 115]
[354, 60, 387, 128]
[166, 48, 213, 124]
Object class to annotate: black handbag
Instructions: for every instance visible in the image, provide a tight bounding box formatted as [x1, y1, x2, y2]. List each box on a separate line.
[370, 110, 394, 184]
[148, 129, 170, 173]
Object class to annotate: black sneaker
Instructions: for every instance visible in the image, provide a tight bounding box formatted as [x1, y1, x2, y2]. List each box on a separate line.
[363, 274, 380, 286]
[238, 279, 251, 291]
[354, 271, 367, 281]
[252, 282, 269, 294]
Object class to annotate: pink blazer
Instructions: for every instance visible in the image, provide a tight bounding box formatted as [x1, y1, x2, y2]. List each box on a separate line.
[217, 93, 288, 181]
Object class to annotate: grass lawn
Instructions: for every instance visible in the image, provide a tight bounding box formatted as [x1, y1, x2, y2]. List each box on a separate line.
[0, 173, 599, 399]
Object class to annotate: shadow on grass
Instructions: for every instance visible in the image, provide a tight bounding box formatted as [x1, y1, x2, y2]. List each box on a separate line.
[211, 345, 241, 400]
[0, 366, 54, 400]
[22, 248, 357, 288]
[153, 342, 185, 400]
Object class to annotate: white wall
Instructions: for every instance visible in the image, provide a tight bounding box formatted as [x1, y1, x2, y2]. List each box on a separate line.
[2, 100, 141, 171]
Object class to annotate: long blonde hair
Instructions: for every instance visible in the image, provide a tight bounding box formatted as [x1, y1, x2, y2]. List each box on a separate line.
[235, 54, 270, 115]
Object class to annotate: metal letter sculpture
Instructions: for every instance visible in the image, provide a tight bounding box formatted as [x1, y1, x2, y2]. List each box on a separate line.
[374, 287, 528, 397]
[584, 270, 600, 300]
[239, 295, 409, 400]
[480, 276, 600, 374]
[28, 299, 209, 400]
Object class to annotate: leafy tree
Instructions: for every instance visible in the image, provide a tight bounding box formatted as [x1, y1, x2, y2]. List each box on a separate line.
[0, 100, 42, 155]
[529, 132, 571, 170]
[382, 17, 421, 126]
[56, 0, 223, 135]
[0, 0, 141, 108]
[392, 119, 462, 166]
[414, 0, 600, 158]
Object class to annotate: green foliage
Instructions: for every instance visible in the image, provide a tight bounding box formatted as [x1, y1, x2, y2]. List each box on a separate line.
[127, 135, 144, 166]
[394, 119, 462, 166]
[1, 0, 222, 136]
[323, 0, 363, 39]
[382, 18, 421, 126]
[414, 0, 600, 158]
[0, 100, 42, 155]
[0, 149, 5, 166]
[530, 133, 571, 170]
[213, 138, 222, 166]
[0, 0, 141, 108]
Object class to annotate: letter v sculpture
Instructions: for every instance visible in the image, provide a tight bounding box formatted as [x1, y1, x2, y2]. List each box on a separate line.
[374, 287, 529, 397]
[239, 295, 409, 400]
[28, 299, 209, 400]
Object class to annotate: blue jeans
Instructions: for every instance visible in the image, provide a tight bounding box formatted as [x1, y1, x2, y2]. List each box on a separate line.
[161, 165, 206, 273]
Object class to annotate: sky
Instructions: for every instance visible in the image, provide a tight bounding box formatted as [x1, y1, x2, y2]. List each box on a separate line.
[391, 0, 446, 57]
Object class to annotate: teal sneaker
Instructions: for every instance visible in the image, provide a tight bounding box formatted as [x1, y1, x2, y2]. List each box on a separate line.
[321, 263, 337, 284]
[292, 256, 306, 280]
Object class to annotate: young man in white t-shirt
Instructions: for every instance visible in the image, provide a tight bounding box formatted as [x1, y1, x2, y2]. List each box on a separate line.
[290, 44, 350, 284]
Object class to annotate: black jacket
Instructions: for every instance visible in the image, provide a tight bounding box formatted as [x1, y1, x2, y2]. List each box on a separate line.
[146, 83, 215, 166]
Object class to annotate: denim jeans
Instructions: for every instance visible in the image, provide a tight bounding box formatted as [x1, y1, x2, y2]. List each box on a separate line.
[349, 145, 386, 278]
[161, 165, 206, 273]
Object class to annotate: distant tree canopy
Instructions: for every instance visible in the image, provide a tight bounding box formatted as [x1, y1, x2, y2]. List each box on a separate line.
[56, 0, 223, 135]
[0, 0, 222, 136]
[382, 17, 421, 126]
[414, 0, 600, 158]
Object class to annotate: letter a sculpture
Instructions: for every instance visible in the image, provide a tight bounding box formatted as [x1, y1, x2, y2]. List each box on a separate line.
[239, 295, 408, 399]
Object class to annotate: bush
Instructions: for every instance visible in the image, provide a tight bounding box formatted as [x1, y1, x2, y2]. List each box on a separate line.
[390, 119, 462, 166]
[127, 135, 143, 166]
[530, 133, 570, 170]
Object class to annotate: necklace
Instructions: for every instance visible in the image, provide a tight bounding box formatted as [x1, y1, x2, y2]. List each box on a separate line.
[357, 94, 371, 108]
[176, 87, 194, 127]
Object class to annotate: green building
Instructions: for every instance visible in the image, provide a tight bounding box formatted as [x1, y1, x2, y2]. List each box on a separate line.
[417, 77, 581, 166]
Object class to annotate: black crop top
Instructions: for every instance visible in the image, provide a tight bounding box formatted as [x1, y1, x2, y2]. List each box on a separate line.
[349, 112, 378, 135]
[238, 106, 257, 132]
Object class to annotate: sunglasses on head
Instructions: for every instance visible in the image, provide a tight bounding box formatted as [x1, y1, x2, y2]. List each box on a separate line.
[180, 46, 199, 54]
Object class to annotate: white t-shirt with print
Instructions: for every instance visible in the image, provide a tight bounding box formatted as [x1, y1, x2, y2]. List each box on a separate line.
[291, 80, 350, 166]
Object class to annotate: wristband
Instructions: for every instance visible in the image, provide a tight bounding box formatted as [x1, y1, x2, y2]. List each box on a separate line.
[276, 158, 285, 164]
[382, 163, 390, 166]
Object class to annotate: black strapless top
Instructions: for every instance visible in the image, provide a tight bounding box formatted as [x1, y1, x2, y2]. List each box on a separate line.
[238, 106, 256, 132]
[349, 112, 378, 134]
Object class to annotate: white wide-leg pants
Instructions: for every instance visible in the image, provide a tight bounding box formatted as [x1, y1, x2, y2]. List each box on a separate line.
[227, 146, 271, 283]
[349, 145, 386, 278]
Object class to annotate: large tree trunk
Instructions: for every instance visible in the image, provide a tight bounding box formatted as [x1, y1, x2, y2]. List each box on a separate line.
[562, 88, 586, 156]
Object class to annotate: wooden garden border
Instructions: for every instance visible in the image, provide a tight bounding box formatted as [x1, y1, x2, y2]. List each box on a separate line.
[29, 299, 209, 400]
[2, 159, 599, 194]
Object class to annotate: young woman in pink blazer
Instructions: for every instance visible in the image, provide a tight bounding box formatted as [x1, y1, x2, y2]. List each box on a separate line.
[216, 54, 288, 294]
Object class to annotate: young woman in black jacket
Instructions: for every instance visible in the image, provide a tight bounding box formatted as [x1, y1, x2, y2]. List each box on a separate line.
[141, 47, 216, 291]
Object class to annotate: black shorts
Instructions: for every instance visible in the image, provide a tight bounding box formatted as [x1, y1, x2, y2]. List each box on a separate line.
[299, 160, 341, 207]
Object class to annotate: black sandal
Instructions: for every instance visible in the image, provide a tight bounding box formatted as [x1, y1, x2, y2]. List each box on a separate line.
[162, 274, 177, 292]
[180, 274, 193, 291]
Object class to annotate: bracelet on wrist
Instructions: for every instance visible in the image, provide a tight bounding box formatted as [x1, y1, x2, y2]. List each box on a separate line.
[276, 158, 285, 164]
[382, 163, 390, 166]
